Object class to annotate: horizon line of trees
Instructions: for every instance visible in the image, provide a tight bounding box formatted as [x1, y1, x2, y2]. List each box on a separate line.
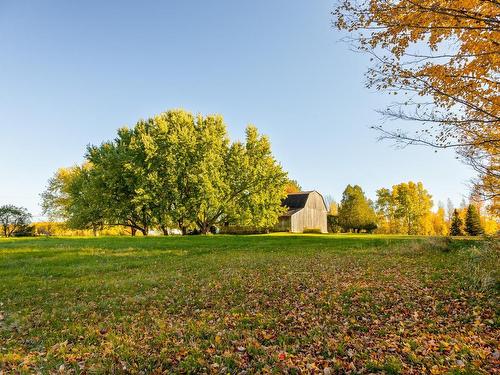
[2, 184, 497, 237]
[326, 182, 497, 236]
[40, 109, 289, 236]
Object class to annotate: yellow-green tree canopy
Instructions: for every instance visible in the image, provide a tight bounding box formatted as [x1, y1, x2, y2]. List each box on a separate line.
[42, 109, 288, 235]
[338, 185, 377, 232]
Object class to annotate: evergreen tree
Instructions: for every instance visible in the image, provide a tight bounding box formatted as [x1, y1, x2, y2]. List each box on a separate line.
[450, 209, 463, 236]
[465, 204, 483, 236]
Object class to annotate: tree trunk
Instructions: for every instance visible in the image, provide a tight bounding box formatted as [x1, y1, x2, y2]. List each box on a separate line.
[178, 220, 187, 235]
[131, 227, 137, 236]
[200, 224, 210, 235]
[141, 228, 148, 236]
[161, 225, 169, 236]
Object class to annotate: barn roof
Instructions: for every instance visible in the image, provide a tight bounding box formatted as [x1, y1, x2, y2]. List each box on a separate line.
[281, 191, 313, 210]
[280, 208, 302, 217]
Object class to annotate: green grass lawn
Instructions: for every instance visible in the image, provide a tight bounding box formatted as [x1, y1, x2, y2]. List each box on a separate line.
[0, 235, 498, 374]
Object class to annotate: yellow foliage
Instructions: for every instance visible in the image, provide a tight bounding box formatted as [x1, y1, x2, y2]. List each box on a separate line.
[431, 207, 448, 236]
[481, 215, 498, 235]
[284, 179, 301, 194]
[32, 222, 132, 236]
[375, 181, 433, 235]
[333, 0, 499, 213]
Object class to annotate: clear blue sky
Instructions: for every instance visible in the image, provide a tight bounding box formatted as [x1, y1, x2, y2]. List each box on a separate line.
[0, 1, 473, 219]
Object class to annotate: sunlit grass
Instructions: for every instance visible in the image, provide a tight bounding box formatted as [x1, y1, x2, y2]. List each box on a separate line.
[0, 235, 497, 373]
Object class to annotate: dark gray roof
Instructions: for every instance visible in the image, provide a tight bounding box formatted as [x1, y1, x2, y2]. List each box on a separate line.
[280, 208, 302, 217]
[281, 191, 313, 210]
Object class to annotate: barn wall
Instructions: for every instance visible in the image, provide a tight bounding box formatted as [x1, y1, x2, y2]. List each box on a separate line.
[291, 213, 300, 233]
[290, 192, 327, 233]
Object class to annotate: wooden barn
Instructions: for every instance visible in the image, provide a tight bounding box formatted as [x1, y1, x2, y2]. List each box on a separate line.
[275, 191, 328, 233]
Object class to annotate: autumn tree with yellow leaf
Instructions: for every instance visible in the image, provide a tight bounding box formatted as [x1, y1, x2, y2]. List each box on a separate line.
[332, 0, 499, 213]
[284, 179, 302, 194]
[376, 181, 433, 235]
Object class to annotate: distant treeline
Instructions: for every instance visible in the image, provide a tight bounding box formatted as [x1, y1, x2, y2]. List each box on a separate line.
[326, 183, 497, 236]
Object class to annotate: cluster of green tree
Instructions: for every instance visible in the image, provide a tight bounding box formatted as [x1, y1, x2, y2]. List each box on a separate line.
[0, 205, 32, 237]
[450, 204, 485, 237]
[41, 109, 288, 235]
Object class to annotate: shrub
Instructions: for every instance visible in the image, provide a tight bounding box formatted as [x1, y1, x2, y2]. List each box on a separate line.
[327, 214, 341, 233]
[362, 222, 378, 233]
[12, 224, 35, 237]
[219, 225, 268, 235]
[303, 228, 322, 234]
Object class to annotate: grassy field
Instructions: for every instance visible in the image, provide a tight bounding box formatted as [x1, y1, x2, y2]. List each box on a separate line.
[0, 235, 498, 374]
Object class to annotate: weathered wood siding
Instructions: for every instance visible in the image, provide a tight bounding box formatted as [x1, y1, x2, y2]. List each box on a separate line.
[290, 192, 327, 233]
[275, 216, 291, 232]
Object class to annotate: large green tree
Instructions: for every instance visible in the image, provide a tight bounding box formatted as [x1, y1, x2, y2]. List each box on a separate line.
[129, 111, 287, 234]
[338, 185, 377, 232]
[42, 109, 287, 235]
[142, 110, 199, 234]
